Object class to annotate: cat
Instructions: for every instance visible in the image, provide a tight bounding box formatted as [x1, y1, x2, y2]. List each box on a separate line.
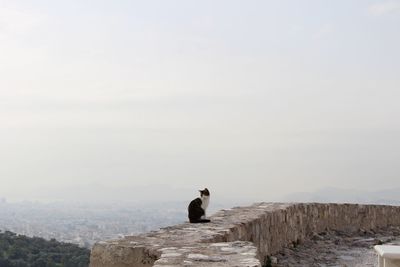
[188, 188, 211, 223]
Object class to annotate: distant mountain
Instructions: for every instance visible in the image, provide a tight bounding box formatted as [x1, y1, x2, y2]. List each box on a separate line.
[283, 187, 400, 205]
[25, 184, 257, 210]
[28, 184, 197, 204]
[0, 230, 90, 267]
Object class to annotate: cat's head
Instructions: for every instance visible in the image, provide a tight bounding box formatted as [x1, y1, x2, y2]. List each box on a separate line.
[199, 188, 210, 197]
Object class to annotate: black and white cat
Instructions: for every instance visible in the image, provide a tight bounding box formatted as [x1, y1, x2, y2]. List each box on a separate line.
[188, 188, 210, 223]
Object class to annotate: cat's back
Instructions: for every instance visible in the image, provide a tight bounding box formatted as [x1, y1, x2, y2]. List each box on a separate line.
[188, 197, 202, 209]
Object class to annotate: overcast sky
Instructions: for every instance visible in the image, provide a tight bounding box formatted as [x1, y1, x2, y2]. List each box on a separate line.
[1, 0, 399, 203]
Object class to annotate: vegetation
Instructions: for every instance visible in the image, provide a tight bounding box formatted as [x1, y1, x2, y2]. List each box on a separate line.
[263, 256, 272, 267]
[0, 230, 90, 267]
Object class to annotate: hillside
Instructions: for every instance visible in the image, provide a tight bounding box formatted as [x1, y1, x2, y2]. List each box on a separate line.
[0, 230, 90, 267]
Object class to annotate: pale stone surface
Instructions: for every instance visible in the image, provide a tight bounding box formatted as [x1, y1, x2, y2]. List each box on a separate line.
[153, 241, 260, 267]
[90, 203, 400, 267]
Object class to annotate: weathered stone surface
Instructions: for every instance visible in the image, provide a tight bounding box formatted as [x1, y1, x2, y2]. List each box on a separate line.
[154, 241, 260, 267]
[90, 203, 400, 267]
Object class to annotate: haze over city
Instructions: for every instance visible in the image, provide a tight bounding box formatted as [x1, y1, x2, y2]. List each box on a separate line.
[1, 0, 400, 204]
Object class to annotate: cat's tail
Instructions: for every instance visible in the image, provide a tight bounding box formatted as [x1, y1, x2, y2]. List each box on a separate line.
[189, 219, 211, 223]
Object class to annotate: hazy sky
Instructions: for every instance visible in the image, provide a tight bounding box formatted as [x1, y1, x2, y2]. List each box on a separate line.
[1, 0, 400, 202]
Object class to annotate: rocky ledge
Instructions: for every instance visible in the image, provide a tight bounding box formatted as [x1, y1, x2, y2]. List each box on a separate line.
[272, 226, 400, 266]
[90, 203, 400, 267]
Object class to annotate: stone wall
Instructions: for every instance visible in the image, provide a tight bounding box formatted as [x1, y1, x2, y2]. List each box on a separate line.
[90, 203, 400, 267]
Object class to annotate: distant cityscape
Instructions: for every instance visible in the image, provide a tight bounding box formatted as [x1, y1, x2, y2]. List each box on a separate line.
[0, 200, 188, 248]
